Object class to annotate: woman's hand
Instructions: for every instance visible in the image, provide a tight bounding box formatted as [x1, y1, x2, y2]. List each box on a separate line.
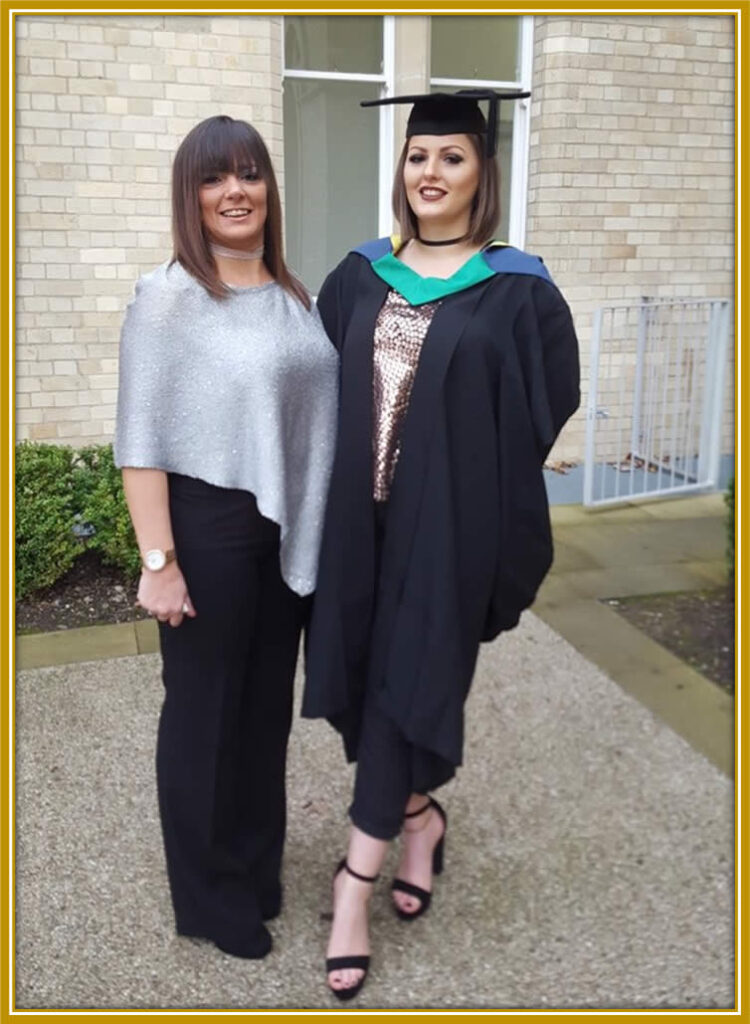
[121, 468, 195, 628]
[137, 562, 197, 628]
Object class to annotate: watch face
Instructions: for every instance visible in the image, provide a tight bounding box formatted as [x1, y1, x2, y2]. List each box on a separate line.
[145, 549, 166, 571]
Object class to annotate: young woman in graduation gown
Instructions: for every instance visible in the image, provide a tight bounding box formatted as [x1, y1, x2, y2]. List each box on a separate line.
[302, 90, 581, 999]
[115, 116, 338, 960]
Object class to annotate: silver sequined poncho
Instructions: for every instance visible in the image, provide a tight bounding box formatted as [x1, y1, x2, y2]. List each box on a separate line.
[114, 260, 339, 596]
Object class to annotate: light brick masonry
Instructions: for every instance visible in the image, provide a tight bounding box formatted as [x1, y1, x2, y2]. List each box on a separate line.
[527, 15, 734, 463]
[15, 13, 734, 470]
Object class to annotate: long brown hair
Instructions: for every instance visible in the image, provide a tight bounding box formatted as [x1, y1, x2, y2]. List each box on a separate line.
[391, 133, 500, 247]
[171, 115, 310, 309]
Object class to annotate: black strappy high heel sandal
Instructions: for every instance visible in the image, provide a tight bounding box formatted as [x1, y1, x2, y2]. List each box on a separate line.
[391, 796, 447, 922]
[326, 859, 379, 1001]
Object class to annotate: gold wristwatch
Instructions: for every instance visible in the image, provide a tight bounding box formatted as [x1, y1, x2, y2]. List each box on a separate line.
[142, 548, 176, 572]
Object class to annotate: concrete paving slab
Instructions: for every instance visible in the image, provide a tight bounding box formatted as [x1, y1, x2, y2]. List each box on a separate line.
[680, 560, 732, 587]
[638, 493, 726, 519]
[571, 504, 655, 524]
[134, 618, 159, 655]
[549, 493, 724, 527]
[533, 598, 733, 777]
[536, 504, 732, 779]
[540, 562, 725, 603]
[547, 539, 601, 573]
[16, 623, 138, 671]
[553, 517, 725, 571]
[605, 660, 734, 778]
[549, 505, 599, 527]
[15, 613, 733, 1010]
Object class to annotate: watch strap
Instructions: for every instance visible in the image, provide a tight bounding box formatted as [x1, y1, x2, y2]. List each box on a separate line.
[142, 548, 176, 571]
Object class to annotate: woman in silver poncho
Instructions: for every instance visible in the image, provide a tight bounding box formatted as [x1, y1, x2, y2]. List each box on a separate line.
[114, 116, 338, 960]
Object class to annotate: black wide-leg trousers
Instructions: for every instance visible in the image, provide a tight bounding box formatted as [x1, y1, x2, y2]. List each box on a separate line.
[156, 474, 306, 959]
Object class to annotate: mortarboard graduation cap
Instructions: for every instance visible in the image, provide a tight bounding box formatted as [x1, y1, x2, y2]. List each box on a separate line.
[361, 89, 531, 158]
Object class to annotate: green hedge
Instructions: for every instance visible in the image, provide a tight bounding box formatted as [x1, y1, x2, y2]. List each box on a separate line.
[15, 442, 79, 600]
[73, 446, 141, 579]
[15, 442, 139, 600]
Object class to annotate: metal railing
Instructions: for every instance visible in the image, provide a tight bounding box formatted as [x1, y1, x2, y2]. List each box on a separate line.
[583, 298, 731, 507]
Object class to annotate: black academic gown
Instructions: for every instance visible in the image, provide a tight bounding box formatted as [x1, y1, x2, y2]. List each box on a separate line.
[302, 244, 580, 776]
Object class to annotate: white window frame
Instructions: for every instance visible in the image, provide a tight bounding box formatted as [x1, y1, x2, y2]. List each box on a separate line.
[282, 15, 532, 268]
[282, 16, 396, 239]
[431, 15, 534, 249]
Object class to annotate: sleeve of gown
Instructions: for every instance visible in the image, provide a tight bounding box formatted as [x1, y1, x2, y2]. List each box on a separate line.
[521, 279, 581, 462]
[113, 274, 174, 469]
[481, 279, 581, 642]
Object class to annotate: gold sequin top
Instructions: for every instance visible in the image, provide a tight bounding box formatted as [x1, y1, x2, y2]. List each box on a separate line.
[372, 290, 441, 501]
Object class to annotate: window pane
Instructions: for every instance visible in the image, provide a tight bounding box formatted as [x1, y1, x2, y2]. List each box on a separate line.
[496, 102, 513, 243]
[285, 16, 382, 74]
[431, 16, 519, 81]
[283, 79, 380, 294]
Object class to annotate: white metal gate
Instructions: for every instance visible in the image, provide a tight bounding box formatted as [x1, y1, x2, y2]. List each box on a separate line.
[583, 298, 731, 507]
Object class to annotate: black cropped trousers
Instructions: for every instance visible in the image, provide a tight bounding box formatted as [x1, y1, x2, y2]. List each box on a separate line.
[156, 474, 306, 959]
[347, 501, 455, 841]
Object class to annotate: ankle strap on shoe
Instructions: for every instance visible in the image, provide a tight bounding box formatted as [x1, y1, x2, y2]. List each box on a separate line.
[404, 799, 431, 819]
[344, 861, 379, 884]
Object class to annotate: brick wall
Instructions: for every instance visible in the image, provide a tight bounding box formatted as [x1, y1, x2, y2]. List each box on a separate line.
[16, 14, 282, 442]
[527, 15, 735, 464]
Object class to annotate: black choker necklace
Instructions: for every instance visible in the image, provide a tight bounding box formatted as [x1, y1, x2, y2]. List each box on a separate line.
[417, 234, 467, 247]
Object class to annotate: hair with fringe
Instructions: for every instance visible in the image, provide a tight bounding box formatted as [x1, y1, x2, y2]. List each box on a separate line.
[170, 115, 310, 309]
[391, 133, 500, 247]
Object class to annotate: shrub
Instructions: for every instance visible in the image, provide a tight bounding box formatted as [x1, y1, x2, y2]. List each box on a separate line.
[73, 445, 141, 579]
[725, 475, 734, 581]
[15, 442, 79, 599]
[15, 442, 141, 601]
